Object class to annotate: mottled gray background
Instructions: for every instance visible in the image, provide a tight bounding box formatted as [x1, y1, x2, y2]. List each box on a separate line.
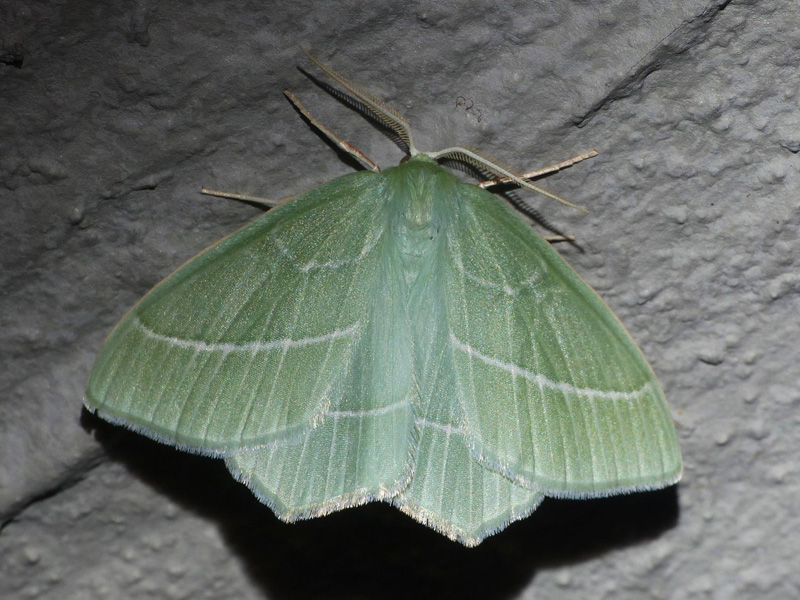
[1, 1, 798, 598]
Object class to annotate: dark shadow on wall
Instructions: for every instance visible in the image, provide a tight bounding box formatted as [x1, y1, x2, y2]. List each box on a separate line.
[83, 410, 679, 600]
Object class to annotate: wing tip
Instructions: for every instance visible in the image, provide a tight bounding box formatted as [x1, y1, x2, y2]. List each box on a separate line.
[391, 492, 546, 547]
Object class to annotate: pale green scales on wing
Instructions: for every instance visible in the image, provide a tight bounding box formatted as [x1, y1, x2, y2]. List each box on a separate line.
[86, 52, 681, 546]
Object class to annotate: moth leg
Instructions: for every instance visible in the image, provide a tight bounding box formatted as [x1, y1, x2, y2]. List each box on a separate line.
[200, 188, 294, 209]
[284, 89, 381, 173]
[478, 150, 598, 188]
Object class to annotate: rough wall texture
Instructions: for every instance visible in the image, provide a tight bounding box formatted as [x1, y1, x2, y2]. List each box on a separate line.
[1, 0, 798, 598]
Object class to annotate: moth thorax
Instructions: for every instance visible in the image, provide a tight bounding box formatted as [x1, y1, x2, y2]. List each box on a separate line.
[401, 185, 435, 229]
[389, 159, 445, 262]
[392, 185, 440, 267]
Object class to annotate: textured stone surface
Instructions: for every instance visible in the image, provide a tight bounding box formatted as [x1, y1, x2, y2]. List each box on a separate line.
[2, 0, 798, 598]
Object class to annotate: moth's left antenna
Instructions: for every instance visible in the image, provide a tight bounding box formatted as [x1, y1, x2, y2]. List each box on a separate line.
[303, 48, 418, 156]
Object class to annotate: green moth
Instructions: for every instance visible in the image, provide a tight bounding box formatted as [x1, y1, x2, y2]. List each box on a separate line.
[85, 50, 681, 546]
